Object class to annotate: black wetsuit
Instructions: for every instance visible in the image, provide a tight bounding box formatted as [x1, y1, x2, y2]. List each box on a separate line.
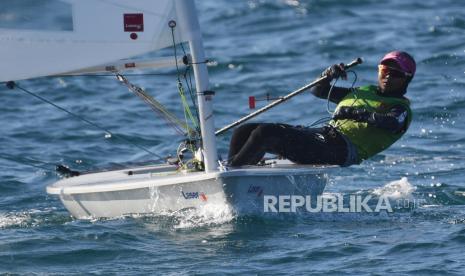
[228, 123, 348, 166]
[228, 81, 409, 167]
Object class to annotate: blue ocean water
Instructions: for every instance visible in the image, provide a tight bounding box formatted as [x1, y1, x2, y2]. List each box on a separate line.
[1, 0, 465, 274]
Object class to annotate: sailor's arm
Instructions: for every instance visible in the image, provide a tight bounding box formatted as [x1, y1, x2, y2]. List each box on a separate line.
[367, 105, 409, 133]
[333, 105, 409, 133]
[310, 64, 352, 103]
[310, 81, 352, 103]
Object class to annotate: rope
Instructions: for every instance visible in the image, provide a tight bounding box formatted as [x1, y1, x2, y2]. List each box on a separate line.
[6, 82, 165, 161]
[169, 21, 205, 169]
[180, 56, 201, 130]
[327, 70, 359, 129]
[180, 42, 200, 113]
[170, 22, 201, 140]
[309, 116, 331, 127]
[309, 70, 359, 128]
[116, 74, 188, 136]
[177, 80, 199, 131]
[326, 77, 340, 114]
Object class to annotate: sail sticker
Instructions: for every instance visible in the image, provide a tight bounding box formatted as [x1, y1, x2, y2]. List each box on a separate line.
[124, 13, 144, 32]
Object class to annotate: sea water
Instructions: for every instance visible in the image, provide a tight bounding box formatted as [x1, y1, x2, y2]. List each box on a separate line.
[1, 0, 465, 274]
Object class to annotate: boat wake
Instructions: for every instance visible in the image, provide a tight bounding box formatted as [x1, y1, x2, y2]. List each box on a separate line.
[0, 208, 71, 229]
[301, 177, 465, 223]
[372, 177, 465, 207]
[79, 202, 239, 231]
[372, 177, 416, 201]
[147, 203, 237, 230]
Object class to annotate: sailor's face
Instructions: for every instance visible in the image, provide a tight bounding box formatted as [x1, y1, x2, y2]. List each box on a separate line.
[378, 63, 409, 95]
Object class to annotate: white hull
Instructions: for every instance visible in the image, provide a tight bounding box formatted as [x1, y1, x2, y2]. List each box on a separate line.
[47, 161, 330, 219]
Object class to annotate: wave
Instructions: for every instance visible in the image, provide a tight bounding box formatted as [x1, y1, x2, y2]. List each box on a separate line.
[0, 208, 71, 229]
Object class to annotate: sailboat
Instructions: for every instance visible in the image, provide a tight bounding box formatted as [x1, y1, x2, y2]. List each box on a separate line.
[1, 0, 330, 219]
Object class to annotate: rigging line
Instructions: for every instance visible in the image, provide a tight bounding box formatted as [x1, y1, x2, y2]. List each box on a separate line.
[311, 69, 359, 127]
[178, 83, 199, 132]
[6, 82, 165, 161]
[116, 74, 187, 136]
[327, 70, 359, 130]
[179, 38, 208, 142]
[180, 42, 210, 65]
[326, 70, 358, 115]
[307, 76, 339, 128]
[179, 41, 201, 130]
[171, 26, 182, 80]
[180, 42, 188, 57]
[139, 94, 187, 135]
[141, 94, 187, 135]
[183, 66, 201, 132]
[170, 24, 199, 137]
[326, 77, 339, 115]
[347, 70, 358, 89]
[308, 117, 331, 127]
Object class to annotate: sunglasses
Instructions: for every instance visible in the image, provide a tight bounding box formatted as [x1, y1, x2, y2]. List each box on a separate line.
[378, 64, 412, 78]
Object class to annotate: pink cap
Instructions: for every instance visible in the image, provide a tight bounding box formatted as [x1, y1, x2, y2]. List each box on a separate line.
[380, 51, 416, 77]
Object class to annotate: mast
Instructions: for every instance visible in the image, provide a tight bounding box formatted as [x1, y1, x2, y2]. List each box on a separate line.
[176, 0, 218, 172]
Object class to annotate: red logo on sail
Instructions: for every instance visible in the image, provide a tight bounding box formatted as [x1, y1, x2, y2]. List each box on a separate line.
[124, 14, 144, 32]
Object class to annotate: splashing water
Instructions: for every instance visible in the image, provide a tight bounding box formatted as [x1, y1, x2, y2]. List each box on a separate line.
[372, 177, 417, 200]
[0, 212, 29, 229]
[172, 203, 236, 229]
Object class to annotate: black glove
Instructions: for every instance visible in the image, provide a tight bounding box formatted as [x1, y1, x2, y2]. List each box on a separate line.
[321, 63, 347, 81]
[333, 106, 371, 122]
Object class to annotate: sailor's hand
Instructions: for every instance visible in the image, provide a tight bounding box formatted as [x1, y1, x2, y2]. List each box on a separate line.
[333, 107, 370, 121]
[321, 63, 347, 81]
[332, 106, 352, 120]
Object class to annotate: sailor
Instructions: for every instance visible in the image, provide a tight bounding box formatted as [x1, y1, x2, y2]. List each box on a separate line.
[228, 51, 416, 167]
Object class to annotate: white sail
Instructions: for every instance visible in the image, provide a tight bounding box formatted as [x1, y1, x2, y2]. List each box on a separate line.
[0, 0, 190, 82]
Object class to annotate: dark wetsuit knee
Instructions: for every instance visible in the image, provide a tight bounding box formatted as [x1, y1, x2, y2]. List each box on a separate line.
[228, 123, 348, 166]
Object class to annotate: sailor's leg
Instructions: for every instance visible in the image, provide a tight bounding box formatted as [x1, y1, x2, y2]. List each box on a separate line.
[231, 124, 349, 165]
[229, 123, 292, 166]
[228, 123, 262, 159]
[279, 127, 348, 165]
